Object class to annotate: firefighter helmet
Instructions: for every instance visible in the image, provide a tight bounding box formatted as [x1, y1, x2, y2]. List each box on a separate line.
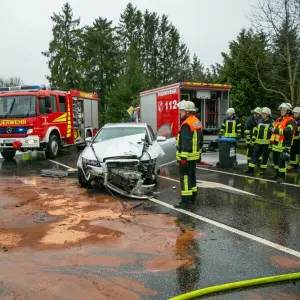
[252, 107, 262, 114]
[278, 103, 292, 110]
[261, 107, 271, 116]
[292, 107, 300, 113]
[226, 108, 235, 115]
[177, 100, 196, 112]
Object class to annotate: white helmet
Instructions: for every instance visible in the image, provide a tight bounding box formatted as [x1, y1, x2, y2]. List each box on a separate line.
[177, 100, 196, 112]
[226, 108, 235, 115]
[278, 103, 292, 110]
[261, 107, 271, 116]
[292, 107, 300, 113]
[252, 107, 262, 114]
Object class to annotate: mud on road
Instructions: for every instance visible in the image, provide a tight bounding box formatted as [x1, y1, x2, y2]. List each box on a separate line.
[0, 175, 198, 299]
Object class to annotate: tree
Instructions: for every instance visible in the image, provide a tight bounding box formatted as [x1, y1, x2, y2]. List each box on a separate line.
[105, 42, 147, 123]
[42, 2, 83, 90]
[81, 17, 121, 125]
[250, 0, 300, 106]
[219, 28, 272, 118]
[81, 18, 121, 90]
[0, 76, 23, 87]
[142, 9, 160, 87]
[191, 54, 206, 82]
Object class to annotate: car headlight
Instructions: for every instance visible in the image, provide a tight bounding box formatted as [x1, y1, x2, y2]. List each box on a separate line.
[82, 157, 100, 167]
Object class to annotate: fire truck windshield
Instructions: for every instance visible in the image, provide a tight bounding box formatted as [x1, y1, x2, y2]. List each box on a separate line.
[0, 96, 36, 118]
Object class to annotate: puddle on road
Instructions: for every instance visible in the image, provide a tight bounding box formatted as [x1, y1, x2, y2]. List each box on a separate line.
[0, 175, 200, 299]
[0, 176, 199, 265]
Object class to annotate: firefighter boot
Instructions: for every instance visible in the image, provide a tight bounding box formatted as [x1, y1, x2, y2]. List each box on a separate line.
[277, 176, 285, 184]
[174, 196, 191, 208]
[272, 169, 279, 179]
[260, 169, 266, 176]
[191, 192, 197, 204]
[244, 166, 254, 174]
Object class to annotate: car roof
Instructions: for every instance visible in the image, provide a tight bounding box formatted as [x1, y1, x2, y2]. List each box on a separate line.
[103, 123, 148, 128]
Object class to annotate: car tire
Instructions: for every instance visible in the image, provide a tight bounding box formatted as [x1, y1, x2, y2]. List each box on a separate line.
[78, 167, 91, 187]
[45, 134, 60, 159]
[1, 150, 16, 161]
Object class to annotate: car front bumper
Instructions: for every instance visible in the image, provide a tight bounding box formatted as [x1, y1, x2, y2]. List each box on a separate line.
[77, 157, 156, 199]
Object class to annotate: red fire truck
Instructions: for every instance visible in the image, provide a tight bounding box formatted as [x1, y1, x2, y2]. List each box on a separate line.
[0, 85, 99, 160]
[130, 82, 231, 149]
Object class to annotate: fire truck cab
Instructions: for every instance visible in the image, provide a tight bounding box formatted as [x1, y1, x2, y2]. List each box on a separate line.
[0, 85, 99, 160]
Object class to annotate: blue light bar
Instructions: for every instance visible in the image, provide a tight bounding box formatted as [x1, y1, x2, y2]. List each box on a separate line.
[0, 85, 42, 92]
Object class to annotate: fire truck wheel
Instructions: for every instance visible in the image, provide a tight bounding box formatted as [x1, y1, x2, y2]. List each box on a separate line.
[1, 150, 16, 161]
[46, 134, 60, 158]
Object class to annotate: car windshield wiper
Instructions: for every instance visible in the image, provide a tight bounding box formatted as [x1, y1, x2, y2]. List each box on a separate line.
[4, 98, 16, 118]
[25, 98, 33, 117]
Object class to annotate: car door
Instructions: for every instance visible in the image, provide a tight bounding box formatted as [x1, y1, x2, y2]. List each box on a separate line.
[155, 124, 177, 167]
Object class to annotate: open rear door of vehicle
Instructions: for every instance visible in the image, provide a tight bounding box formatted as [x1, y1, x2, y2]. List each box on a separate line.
[156, 124, 177, 167]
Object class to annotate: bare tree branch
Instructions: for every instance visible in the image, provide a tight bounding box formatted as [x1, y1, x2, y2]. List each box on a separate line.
[255, 57, 290, 102]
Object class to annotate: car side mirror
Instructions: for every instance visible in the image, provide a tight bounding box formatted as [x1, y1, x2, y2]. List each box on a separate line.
[157, 136, 167, 142]
[85, 137, 92, 144]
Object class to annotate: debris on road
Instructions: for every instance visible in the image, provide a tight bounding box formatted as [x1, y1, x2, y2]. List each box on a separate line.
[40, 169, 69, 178]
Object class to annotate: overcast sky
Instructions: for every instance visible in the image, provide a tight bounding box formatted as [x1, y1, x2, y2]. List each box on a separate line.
[0, 0, 257, 85]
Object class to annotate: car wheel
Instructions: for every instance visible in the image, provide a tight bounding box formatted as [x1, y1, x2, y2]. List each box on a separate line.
[46, 134, 60, 159]
[78, 167, 91, 187]
[1, 150, 16, 161]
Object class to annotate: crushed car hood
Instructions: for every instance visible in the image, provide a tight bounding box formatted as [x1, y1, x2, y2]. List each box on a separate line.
[81, 133, 165, 162]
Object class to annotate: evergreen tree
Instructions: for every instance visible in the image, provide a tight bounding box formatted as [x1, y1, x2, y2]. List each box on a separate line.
[219, 28, 272, 119]
[191, 54, 206, 82]
[42, 2, 83, 89]
[105, 42, 147, 123]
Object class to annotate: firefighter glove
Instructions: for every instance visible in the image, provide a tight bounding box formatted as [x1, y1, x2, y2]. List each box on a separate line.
[179, 159, 188, 167]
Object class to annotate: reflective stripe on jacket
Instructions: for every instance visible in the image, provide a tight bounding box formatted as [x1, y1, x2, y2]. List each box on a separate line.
[244, 115, 257, 143]
[270, 115, 295, 152]
[176, 114, 203, 161]
[219, 116, 241, 138]
[293, 118, 300, 140]
[252, 118, 273, 145]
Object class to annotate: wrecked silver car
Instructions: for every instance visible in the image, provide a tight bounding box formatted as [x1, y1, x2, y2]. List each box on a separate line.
[77, 123, 176, 199]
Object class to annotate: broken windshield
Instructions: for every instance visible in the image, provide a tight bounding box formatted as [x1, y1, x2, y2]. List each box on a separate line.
[0, 96, 36, 118]
[94, 127, 147, 143]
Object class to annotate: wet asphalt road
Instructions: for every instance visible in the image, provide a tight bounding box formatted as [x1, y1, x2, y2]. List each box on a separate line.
[1, 149, 300, 299]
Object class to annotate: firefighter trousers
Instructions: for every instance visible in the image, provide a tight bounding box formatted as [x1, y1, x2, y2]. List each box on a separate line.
[273, 151, 286, 178]
[290, 139, 300, 167]
[179, 161, 197, 203]
[249, 144, 270, 170]
[246, 144, 254, 161]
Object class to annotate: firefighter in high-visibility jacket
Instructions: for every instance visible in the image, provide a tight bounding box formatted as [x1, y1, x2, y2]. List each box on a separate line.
[290, 107, 300, 170]
[175, 100, 203, 208]
[219, 108, 241, 163]
[244, 107, 262, 161]
[219, 108, 242, 139]
[244, 107, 273, 175]
[270, 103, 296, 183]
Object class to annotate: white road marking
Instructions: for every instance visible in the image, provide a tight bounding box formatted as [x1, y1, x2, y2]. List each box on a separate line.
[158, 175, 257, 197]
[47, 159, 300, 258]
[148, 197, 300, 258]
[196, 167, 300, 189]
